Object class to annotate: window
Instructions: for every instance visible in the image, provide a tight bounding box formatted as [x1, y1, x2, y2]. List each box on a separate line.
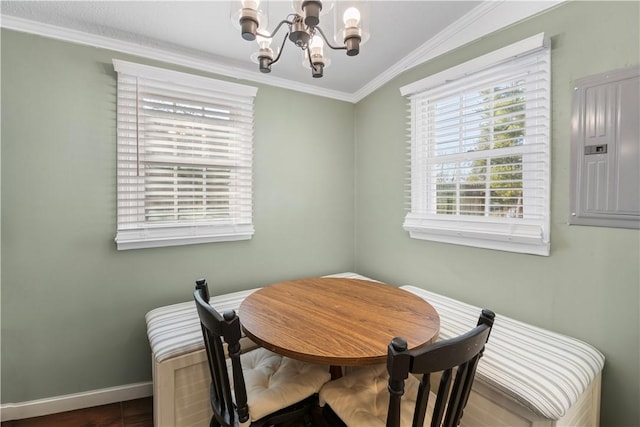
[113, 60, 257, 250]
[400, 34, 551, 255]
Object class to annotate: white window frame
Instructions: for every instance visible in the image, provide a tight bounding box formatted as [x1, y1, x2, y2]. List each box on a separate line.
[113, 60, 257, 250]
[400, 33, 551, 256]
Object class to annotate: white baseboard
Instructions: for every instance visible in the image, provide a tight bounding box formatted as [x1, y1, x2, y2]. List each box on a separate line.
[0, 381, 153, 422]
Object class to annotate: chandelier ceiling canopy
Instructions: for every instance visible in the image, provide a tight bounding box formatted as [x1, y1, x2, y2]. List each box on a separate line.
[233, 0, 369, 78]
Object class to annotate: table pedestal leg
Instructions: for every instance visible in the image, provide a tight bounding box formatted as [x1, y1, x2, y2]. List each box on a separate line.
[329, 365, 343, 380]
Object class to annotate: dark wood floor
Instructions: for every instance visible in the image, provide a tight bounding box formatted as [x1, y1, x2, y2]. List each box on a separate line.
[0, 397, 323, 427]
[0, 397, 153, 427]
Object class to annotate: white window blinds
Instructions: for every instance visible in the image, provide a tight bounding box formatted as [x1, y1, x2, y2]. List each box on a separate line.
[114, 60, 257, 250]
[400, 34, 551, 255]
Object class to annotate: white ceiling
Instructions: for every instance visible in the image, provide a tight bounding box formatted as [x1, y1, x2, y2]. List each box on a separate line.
[0, 1, 562, 102]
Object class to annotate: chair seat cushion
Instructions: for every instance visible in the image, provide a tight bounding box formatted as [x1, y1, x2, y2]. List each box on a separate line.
[231, 347, 331, 421]
[326, 274, 605, 420]
[320, 364, 432, 427]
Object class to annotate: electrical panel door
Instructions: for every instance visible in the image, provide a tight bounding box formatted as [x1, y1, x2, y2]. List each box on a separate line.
[570, 66, 640, 229]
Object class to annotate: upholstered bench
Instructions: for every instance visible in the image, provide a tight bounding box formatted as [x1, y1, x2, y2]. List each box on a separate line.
[145, 288, 261, 427]
[400, 285, 604, 426]
[145, 273, 604, 427]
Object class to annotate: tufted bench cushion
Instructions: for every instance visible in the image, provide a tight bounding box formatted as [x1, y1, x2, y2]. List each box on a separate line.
[400, 285, 605, 420]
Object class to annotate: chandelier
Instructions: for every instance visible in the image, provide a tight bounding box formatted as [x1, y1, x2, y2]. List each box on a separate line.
[234, 0, 367, 78]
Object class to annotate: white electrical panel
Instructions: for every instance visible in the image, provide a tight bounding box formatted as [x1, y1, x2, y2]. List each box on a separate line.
[570, 66, 640, 229]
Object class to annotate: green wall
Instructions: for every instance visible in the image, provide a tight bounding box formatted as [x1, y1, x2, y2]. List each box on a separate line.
[1, 30, 355, 402]
[2, 2, 639, 426]
[353, 2, 639, 426]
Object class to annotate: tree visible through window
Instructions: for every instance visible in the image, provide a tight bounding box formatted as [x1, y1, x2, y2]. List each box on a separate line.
[401, 34, 551, 255]
[434, 81, 527, 218]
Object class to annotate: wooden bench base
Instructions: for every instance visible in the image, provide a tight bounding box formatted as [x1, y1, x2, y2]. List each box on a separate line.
[152, 350, 210, 427]
[151, 351, 601, 427]
[462, 373, 601, 427]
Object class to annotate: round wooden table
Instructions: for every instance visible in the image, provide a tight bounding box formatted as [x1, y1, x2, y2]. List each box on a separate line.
[239, 277, 440, 376]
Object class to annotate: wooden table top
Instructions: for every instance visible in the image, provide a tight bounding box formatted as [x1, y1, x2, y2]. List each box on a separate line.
[239, 277, 440, 366]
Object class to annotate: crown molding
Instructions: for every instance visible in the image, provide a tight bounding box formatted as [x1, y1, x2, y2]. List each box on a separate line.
[2, 1, 564, 104]
[0, 15, 356, 102]
[351, 0, 564, 102]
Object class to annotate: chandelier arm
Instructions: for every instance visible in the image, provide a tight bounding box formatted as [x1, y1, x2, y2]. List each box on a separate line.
[268, 32, 290, 66]
[315, 26, 347, 51]
[256, 18, 295, 40]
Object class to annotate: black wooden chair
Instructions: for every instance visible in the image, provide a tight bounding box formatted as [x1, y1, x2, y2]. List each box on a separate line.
[194, 279, 331, 427]
[320, 309, 495, 427]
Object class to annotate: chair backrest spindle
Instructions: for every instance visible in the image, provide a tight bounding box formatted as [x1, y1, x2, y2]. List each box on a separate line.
[386, 309, 495, 427]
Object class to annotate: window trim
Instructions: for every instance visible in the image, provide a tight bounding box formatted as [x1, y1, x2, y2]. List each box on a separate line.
[400, 33, 551, 256]
[113, 60, 257, 250]
[115, 223, 256, 250]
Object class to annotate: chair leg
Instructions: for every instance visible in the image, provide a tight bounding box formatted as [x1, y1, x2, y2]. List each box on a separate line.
[303, 411, 312, 427]
[322, 405, 347, 427]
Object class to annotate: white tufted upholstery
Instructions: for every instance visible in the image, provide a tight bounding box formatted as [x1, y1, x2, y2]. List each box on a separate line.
[232, 347, 331, 422]
[319, 364, 435, 427]
[320, 274, 604, 426]
[327, 274, 604, 421]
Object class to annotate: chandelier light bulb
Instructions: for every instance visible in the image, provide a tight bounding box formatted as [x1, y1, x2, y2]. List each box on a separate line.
[343, 7, 360, 28]
[309, 35, 324, 55]
[236, 0, 362, 77]
[308, 35, 325, 78]
[256, 30, 274, 73]
[241, 0, 260, 10]
[256, 32, 271, 49]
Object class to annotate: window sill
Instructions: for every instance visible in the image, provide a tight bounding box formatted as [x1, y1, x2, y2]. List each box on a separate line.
[115, 223, 254, 250]
[403, 213, 549, 256]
